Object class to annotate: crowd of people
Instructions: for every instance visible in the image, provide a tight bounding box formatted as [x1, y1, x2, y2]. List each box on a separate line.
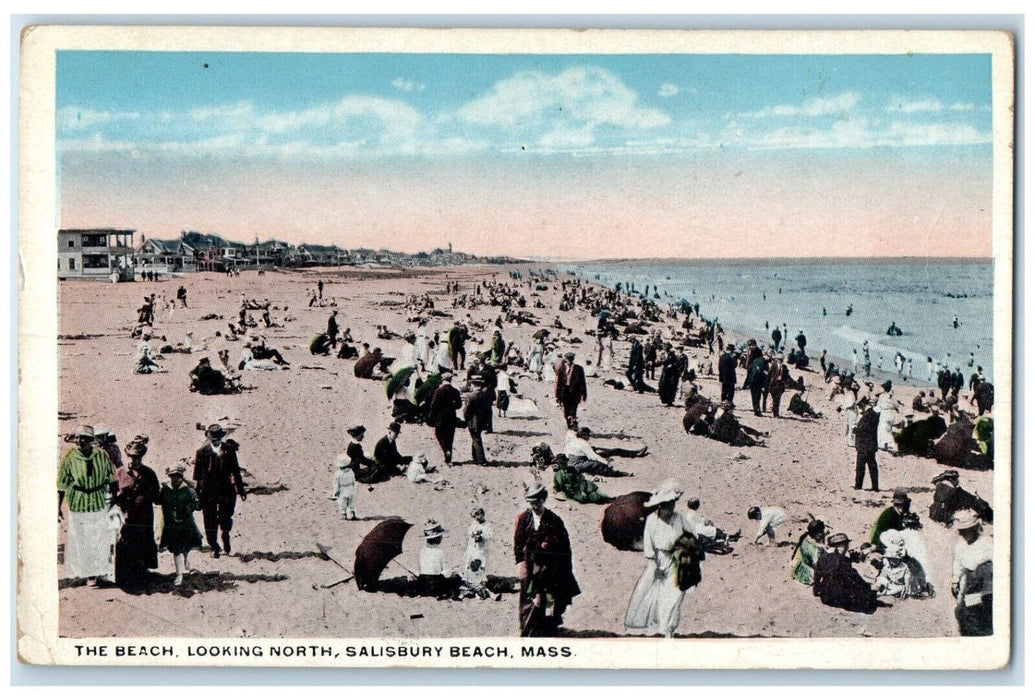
[59, 267, 996, 640]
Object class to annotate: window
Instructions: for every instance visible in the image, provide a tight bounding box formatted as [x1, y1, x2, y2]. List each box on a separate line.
[67, 239, 75, 248]
[69, 258, 76, 270]
[83, 254, 108, 269]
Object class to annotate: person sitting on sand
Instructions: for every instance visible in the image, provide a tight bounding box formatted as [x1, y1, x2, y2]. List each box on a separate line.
[563, 426, 632, 477]
[343, 425, 378, 484]
[787, 392, 822, 418]
[249, 335, 289, 366]
[812, 533, 878, 614]
[790, 519, 827, 585]
[869, 489, 922, 552]
[685, 498, 739, 552]
[551, 455, 613, 505]
[370, 422, 412, 482]
[418, 520, 459, 599]
[461, 557, 492, 599]
[912, 391, 931, 414]
[406, 453, 446, 486]
[873, 530, 935, 599]
[309, 333, 333, 356]
[353, 347, 386, 379]
[748, 505, 788, 545]
[709, 402, 766, 447]
[189, 357, 237, 395]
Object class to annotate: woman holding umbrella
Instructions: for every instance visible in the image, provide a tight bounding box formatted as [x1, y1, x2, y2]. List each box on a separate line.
[625, 480, 698, 638]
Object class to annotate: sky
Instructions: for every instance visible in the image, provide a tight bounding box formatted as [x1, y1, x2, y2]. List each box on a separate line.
[56, 51, 994, 259]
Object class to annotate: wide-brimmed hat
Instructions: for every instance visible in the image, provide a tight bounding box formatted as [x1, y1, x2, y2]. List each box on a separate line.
[523, 480, 548, 502]
[931, 469, 960, 485]
[334, 452, 351, 468]
[166, 462, 187, 476]
[645, 479, 684, 508]
[346, 425, 366, 439]
[125, 441, 148, 457]
[807, 519, 827, 539]
[892, 488, 911, 504]
[94, 426, 111, 438]
[954, 509, 982, 531]
[74, 425, 95, 439]
[827, 532, 850, 547]
[205, 423, 227, 440]
[423, 520, 446, 540]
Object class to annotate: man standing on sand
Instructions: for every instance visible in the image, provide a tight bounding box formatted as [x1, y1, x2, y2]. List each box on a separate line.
[318, 279, 324, 301]
[58, 425, 119, 584]
[448, 321, 468, 370]
[514, 481, 580, 637]
[854, 397, 880, 491]
[554, 352, 588, 426]
[718, 343, 737, 404]
[327, 309, 339, 348]
[464, 378, 495, 465]
[176, 284, 188, 308]
[192, 423, 247, 558]
[426, 371, 463, 464]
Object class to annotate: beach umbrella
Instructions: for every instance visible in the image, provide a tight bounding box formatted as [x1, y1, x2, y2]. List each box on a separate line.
[384, 366, 417, 399]
[354, 518, 413, 590]
[413, 373, 442, 407]
[600, 491, 652, 551]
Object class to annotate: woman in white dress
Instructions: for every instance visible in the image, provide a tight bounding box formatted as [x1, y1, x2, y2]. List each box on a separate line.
[625, 480, 693, 638]
[876, 381, 898, 452]
[527, 338, 546, 379]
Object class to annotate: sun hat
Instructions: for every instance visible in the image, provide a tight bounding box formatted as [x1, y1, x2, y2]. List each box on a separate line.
[93, 426, 111, 438]
[166, 462, 187, 476]
[346, 425, 366, 439]
[827, 532, 850, 547]
[645, 479, 684, 508]
[892, 488, 911, 504]
[423, 520, 446, 540]
[74, 425, 95, 439]
[954, 509, 981, 531]
[334, 452, 351, 468]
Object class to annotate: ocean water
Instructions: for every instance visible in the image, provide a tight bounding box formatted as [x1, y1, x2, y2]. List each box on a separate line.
[568, 258, 995, 384]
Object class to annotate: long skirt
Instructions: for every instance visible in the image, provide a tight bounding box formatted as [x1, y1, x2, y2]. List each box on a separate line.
[877, 411, 896, 450]
[66, 510, 116, 579]
[625, 558, 686, 637]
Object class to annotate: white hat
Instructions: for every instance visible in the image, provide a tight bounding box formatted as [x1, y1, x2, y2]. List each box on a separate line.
[645, 479, 684, 508]
[334, 453, 351, 468]
[954, 509, 982, 531]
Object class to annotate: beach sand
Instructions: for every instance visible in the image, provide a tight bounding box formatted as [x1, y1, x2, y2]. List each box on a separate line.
[55, 265, 994, 639]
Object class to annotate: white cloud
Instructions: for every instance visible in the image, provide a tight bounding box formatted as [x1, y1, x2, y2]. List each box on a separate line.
[456, 66, 670, 132]
[887, 96, 944, 113]
[658, 83, 679, 98]
[392, 78, 425, 92]
[950, 102, 976, 112]
[57, 107, 141, 131]
[741, 91, 861, 119]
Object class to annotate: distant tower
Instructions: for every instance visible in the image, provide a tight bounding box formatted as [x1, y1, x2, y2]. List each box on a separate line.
[448, 242, 452, 254]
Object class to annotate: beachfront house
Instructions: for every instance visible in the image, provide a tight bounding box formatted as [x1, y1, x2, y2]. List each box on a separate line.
[296, 243, 348, 267]
[181, 230, 248, 272]
[134, 236, 197, 276]
[58, 228, 136, 281]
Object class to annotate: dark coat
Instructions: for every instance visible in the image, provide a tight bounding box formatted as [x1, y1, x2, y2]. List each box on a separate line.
[373, 435, 410, 473]
[192, 442, 245, 504]
[554, 363, 588, 404]
[855, 408, 879, 453]
[812, 551, 877, 613]
[718, 352, 737, 386]
[514, 508, 581, 603]
[464, 387, 496, 432]
[748, 357, 769, 389]
[353, 351, 382, 378]
[426, 383, 462, 428]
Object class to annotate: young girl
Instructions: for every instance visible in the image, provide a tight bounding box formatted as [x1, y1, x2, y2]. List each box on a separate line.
[331, 452, 357, 520]
[464, 507, 494, 572]
[159, 462, 203, 586]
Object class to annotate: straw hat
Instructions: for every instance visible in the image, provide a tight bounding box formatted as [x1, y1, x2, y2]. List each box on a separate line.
[645, 479, 683, 508]
[827, 532, 850, 547]
[423, 520, 446, 540]
[954, 509, 981, 531]
[74, 425, 95, 439]
[523, 480, 548, 502]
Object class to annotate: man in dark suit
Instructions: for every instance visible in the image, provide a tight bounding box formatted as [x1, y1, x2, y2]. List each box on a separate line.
[718, 343, 738, 404]
[426, 372, 462, 464]
[812, 533, 877, 614]
[854, 398, 880, 491]
[192, 423, 247, 558]
[464, 379, 495, 465]
[372, 422, 412, 479]
[513, 482, 580, 637]
[326, 309, 339, 348]
[554, 352, 588, 426]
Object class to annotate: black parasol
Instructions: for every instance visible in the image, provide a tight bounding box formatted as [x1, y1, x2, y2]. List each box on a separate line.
[354, 518, 413, 590]
[600, 491, 652, 551]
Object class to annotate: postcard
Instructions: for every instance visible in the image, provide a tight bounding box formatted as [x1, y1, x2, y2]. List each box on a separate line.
[18, 26, 1013, 669]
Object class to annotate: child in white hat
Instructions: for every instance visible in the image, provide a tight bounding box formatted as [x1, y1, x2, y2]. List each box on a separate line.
[331, 452, 357, 520]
